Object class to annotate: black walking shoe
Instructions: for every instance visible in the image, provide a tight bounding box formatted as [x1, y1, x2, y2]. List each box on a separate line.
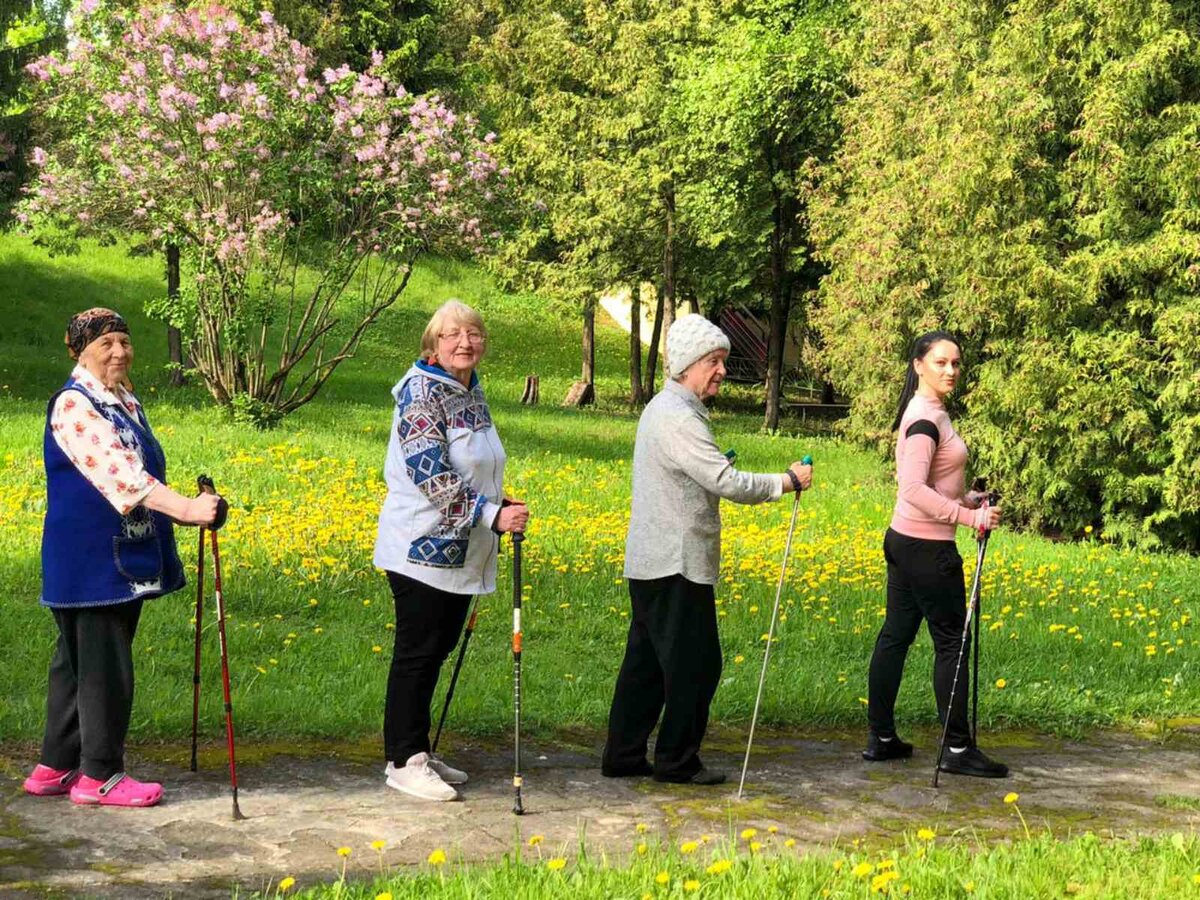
[602, 760, 654, 778]
[938, 746, 1009, 778]
[653, 767, 726, 786]
[862, 732, 914, 762]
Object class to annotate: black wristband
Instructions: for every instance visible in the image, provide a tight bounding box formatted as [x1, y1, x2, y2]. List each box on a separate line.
[786, 469, 802, 493]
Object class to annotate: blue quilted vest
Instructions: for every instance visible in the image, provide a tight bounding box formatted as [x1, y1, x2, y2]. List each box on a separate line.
[40, 378, 185, 608]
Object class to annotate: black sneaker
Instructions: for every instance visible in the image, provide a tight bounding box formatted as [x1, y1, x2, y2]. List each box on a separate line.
[862, 732, 914, 762]
[653, 767, 727, 786]
[602, 759, 654, 778]
[938, 745, 1009, 778]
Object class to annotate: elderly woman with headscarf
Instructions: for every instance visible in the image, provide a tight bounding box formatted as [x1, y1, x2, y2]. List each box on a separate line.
[374, 299, 529, 802]
[602, 314, 813, 785]
[23, 308, 220, 807]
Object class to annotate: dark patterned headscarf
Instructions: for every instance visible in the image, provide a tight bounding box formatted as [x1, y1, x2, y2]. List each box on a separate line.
[65, 308, 130, 359]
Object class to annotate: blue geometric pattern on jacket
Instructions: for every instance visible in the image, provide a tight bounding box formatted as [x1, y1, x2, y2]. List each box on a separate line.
[398, 363, 492, 568]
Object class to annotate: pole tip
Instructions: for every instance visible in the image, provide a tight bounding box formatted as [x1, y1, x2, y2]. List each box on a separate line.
[232, 800, 247, 821]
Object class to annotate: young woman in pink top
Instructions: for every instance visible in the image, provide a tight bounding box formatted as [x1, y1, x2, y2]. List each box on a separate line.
[863, 331, 1009, 778]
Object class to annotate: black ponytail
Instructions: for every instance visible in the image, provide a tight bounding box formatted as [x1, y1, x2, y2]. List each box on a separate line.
[891, 329, 962, 430]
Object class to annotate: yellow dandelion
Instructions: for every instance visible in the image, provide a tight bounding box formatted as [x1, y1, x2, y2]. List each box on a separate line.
[528, 834, 544, 846]
[917, 828, 936, 841]
[655, 870, 670, 885]
[427, 848, 447, 865]
[740, 827, 757, 840]
[852, 861, 875, 878]
[637, 842, 648, 855]
[278, 876, 296, 892]
[636, 823, 649, 834]
[372, 645, 382, 653]
[1004, 792, 1020, 804]
[684, 879, 701, 893]
[995, 678, 1007, 689]
[546, 858, 566, 871]
[734, 655, 745, 664]
[336, 846, 352, 857]
[680, 841, 698, 854]
[871, 870, 900, 893]
[370, 839, 387, 851]
[749, 841, 762, 853]
[767, 825, 778, 834]
[706, 859, 733, 875]
[375, 893, 393, 900]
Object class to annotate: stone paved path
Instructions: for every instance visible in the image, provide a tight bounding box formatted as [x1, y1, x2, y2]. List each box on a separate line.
[2, 727, 1199, 898]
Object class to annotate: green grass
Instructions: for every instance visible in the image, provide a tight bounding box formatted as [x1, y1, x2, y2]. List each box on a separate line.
[1, 232, 1199, 745]
[253, 828, 1200, 899]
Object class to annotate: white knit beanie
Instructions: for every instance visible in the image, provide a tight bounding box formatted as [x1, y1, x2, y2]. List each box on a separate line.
[667, 314, 731, 379]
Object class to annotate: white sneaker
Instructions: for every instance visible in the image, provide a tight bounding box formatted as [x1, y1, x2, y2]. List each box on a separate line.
[385, 755, 468, 785]
[385, 752, 459, 801]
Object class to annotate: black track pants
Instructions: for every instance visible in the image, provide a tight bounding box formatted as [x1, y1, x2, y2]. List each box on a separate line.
[41, 599, 145, 781]
[867, 528, 972, 747]
[603, 574, 722, 780]
[384, 571, 472, 764]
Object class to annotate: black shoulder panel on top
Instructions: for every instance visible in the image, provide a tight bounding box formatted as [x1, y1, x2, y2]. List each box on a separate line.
[904, 419, 940, 444]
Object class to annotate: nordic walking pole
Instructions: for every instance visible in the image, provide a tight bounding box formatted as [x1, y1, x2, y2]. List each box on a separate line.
[431, 594, 479, 755]
[738, 455, 813, 800]
[972, 558, 982, 746]
[511, 529, 525, 816]
[198, 475, 244, 820]
[190, 519, 206, 773]
[932, 488, 998, 788]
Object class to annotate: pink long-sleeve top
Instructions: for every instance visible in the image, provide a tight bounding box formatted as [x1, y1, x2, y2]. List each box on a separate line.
[890, 393, 989, 541]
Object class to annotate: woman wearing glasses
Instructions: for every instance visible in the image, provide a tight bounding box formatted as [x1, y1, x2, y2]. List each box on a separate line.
[374, 299, 529, 801]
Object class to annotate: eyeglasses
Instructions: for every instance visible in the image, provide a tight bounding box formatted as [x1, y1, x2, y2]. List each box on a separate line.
[439, 330, 486, 344]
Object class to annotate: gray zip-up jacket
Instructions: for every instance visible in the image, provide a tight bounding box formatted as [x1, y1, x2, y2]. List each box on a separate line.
[623, 379, 784, 585]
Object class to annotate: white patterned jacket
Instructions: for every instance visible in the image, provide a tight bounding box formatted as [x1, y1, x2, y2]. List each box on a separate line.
[373, 360, 506, 595]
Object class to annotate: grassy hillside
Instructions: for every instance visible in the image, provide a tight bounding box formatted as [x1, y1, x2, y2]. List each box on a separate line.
[1, 233, 1198, 745]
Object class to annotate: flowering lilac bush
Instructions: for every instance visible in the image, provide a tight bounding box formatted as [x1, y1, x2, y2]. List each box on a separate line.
[20, 2, 504, 423]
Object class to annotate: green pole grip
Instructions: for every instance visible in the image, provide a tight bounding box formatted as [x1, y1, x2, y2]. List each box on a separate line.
[802, 455, 813, 466]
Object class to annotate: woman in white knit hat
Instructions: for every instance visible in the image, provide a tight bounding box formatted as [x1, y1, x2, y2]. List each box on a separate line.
[602, 314, 813, 784]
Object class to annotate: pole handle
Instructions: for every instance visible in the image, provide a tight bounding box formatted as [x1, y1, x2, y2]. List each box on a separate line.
[197, 474, 229, 531]
[801, 455, 813, 466]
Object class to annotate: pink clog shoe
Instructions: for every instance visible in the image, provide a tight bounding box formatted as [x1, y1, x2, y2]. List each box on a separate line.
[69, 772, 163, 808]
[23, 764, 81, 796]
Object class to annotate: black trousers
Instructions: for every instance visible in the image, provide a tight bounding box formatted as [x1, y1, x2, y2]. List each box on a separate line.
[603, 574, 722, 780]
[384, 571, 472, 764]
[868, 528, 972, 747]
[41, 599, 144, 781]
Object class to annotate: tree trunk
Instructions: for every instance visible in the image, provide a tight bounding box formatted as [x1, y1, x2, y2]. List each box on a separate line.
[764, 282, 789, 431]
[582, 298, 595, 385]
[763, 177, 793, 432]
[166, 243, 185, 387]
[629, 284, 644, 404]
[563, 298, 597, 408]
[645, 283, 665, 396]
[661, 181, 677, 378]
